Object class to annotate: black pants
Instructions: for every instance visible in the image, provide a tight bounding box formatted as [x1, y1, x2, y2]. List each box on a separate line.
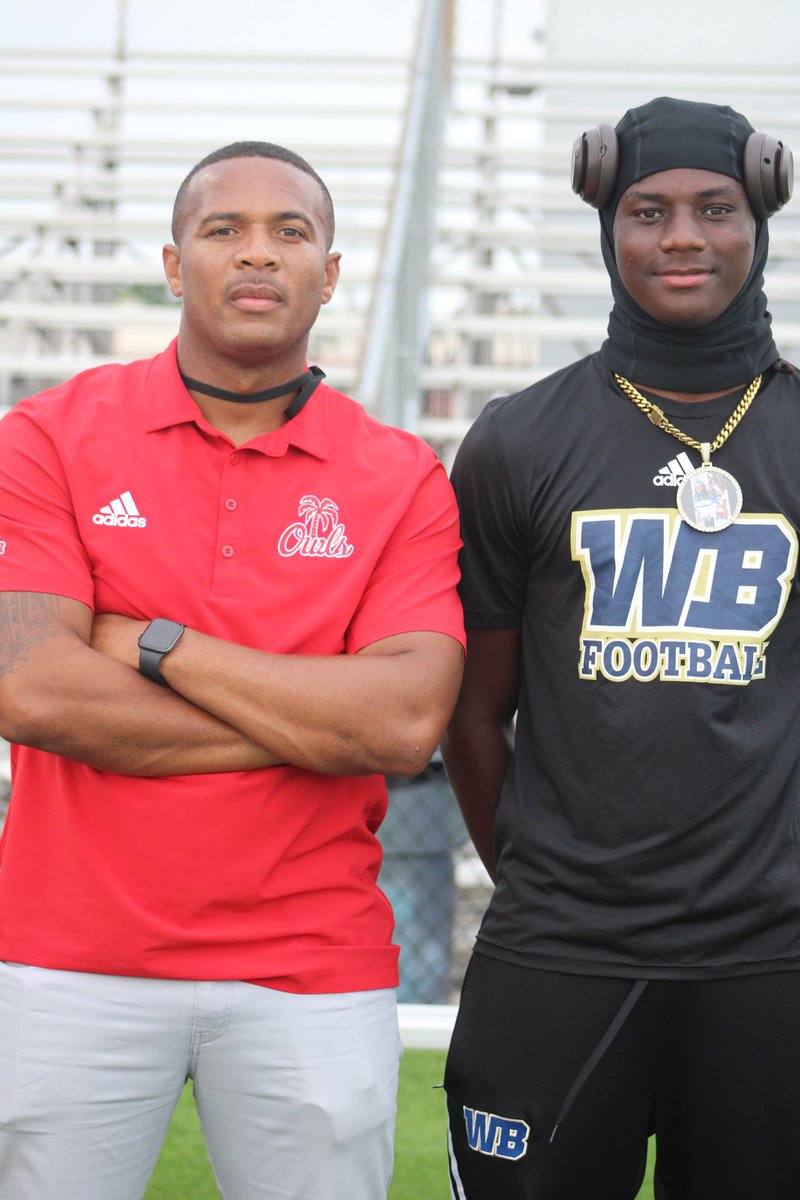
[445, 954, 800, 1200]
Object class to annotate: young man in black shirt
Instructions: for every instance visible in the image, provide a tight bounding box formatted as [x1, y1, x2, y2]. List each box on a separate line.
[443, 96, 800, 1199]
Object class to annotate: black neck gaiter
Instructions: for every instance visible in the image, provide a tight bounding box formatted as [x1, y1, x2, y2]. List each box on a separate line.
[596, 97, 779, 391]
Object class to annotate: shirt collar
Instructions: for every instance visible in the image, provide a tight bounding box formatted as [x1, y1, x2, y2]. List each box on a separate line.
[144, 339, 332, 460]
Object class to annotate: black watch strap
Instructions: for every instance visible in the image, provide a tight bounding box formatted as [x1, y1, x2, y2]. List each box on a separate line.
[137, 619, 186, 687]
[138, 643, 171, 686]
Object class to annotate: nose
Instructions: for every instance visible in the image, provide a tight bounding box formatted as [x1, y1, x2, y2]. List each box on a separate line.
[235, 230, 279, 270]
[660, 207, 706, 252]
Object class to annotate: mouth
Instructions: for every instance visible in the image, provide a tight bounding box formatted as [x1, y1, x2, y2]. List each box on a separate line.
[227, 283, 284, 312]
[655, 268, 713, 289]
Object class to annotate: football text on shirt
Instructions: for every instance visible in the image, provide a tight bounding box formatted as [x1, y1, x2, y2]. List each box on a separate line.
[571, 511, 797, 685]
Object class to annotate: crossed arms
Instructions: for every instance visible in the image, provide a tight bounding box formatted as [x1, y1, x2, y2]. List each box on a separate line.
[0, 591, 464, 778]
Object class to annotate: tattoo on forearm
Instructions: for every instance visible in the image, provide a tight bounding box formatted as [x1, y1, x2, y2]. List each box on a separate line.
[0, 593, 64, 678]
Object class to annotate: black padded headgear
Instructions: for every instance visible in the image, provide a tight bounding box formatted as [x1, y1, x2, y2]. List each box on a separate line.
[611, 97, 753, 215]
[591, 97, 781, 390]
[572, 97, 793, 220]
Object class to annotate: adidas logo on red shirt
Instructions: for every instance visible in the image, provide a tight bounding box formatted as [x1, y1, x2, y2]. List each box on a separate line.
[92, 491, 147, 528]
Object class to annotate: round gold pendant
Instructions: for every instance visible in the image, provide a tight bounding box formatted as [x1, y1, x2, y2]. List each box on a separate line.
[676, 465, 742, 533]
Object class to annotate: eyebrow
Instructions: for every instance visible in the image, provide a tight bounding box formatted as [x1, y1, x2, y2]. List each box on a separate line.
[198, 209, 315, 230]
[624, 185, 741, 203]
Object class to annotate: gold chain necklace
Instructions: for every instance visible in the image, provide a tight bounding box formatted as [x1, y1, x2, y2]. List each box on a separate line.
[614, 373, 762, 533]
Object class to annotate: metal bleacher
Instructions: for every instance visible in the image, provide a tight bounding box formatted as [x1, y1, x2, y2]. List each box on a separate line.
[423, 52, 800, 464]
[2, 0, 800, 472]
[0, 48, 408, 406]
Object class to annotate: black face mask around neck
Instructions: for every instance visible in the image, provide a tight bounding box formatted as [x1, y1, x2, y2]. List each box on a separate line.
[597, 215, 777, 392]
[179, 365, 326, 418]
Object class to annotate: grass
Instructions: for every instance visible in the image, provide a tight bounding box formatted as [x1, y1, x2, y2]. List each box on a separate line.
[390, 1049, 449, 1199]
[144, 1084, 219, 1200]
[145, 1050, 656, 1199]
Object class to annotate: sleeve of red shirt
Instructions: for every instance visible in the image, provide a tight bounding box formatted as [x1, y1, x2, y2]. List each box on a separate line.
[345, 453, 465, 654]
[0, 400, 95, 608]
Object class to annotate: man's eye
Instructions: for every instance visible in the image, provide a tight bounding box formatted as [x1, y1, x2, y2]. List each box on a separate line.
[209, 227, 236, 236]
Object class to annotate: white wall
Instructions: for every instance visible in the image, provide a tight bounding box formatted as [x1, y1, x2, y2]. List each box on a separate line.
[546, 0, 800, 70]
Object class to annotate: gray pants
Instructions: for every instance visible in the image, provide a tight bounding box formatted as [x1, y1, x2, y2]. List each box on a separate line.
[0, 962, 400, 1200]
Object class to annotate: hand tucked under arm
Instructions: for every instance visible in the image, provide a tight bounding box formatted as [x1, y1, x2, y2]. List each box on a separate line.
[0, 592, 282, 776]
[91, 612, 465, 777]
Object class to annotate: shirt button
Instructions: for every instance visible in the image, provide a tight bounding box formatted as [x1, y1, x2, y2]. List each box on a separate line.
[225, 498, 238, 511]
[230, 453, 240, 465]
[221, 545, 235, 558]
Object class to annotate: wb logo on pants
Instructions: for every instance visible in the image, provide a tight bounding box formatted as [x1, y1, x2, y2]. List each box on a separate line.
[463, 1106, 530, 1160]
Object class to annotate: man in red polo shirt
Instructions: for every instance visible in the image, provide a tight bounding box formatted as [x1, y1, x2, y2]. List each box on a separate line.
[0, 142, 465, 1200]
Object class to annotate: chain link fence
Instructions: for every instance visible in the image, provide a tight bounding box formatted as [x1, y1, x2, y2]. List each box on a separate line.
[381, 758, 492, 1004]
[0, 744, 491, 1004]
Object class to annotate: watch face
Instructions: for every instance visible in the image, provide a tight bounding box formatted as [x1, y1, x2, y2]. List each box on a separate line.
[139, 619, 184, 653]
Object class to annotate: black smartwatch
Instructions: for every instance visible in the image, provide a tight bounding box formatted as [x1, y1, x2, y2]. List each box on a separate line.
[137, 618, 186, 686]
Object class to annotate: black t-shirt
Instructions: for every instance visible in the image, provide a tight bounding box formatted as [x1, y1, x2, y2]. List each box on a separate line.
[452, 354, 800, 978]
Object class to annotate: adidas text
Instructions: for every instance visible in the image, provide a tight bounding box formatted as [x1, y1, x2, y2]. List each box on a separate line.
[92, 512, 147, 528]
[653, 472, 686, 487]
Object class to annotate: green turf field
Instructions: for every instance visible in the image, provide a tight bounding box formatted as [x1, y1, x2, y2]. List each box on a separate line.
[145, 1048, 656, 1199]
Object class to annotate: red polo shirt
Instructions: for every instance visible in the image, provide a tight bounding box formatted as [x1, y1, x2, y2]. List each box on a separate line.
[0, 341, 464, 992]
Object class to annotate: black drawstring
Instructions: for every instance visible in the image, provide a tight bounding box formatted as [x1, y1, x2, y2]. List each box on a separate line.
[549, 979, 648, 1143]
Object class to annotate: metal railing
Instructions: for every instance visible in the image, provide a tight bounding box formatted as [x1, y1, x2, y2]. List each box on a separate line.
[355, 0, 454, 430]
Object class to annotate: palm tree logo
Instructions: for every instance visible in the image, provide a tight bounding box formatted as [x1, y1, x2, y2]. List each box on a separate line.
[277, 495, 355, 558]
[298, 495, 340, 537]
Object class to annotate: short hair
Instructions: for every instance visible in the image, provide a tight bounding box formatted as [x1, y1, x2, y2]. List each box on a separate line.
[171, 141, 335, 248]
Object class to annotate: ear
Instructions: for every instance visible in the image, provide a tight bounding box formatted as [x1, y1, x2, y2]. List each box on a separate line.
[162, 243, 183, 298]
[321, 251, 341, 306]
